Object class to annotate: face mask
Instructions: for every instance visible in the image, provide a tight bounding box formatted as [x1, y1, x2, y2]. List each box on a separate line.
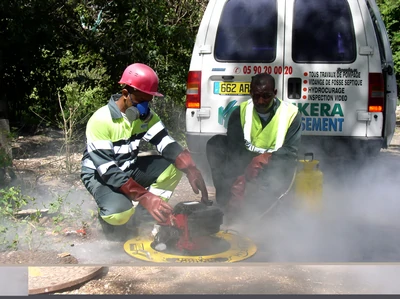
[125, 101, 152, 123]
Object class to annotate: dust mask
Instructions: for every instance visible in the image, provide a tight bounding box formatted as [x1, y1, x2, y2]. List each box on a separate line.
[126, 101, 152, 123]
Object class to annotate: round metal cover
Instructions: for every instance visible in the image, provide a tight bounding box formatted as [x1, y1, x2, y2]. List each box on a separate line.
[28, 266, 104, 294]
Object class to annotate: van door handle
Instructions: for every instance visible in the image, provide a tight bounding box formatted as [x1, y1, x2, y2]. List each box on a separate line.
[197, 109, 210, 119]
[199, 45, 212, 55]
[222, 76, 234, 81]
[359, 46, 374, 55]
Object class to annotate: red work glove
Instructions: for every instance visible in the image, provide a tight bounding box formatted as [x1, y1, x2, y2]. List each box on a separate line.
[227, 175, 246, 212]
[120, 177, 173, 223]
[175, 149, 211, 205]
[245, 152, 272, 180]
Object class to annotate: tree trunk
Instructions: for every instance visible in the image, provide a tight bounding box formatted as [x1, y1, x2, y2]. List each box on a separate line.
[0, 118, 12, 184]
[0, 92, 11, 158]
[0, 118, 11, 157]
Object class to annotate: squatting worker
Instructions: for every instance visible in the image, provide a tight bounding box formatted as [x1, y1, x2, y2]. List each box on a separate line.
[81, 63, 208, 241]
[206, 73, 301, 215]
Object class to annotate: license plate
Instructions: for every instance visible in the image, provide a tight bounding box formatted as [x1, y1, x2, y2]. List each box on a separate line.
[213, 82, 250, 95]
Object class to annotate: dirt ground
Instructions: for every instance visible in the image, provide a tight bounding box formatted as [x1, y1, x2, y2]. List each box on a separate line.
[1, 250, 78, 265]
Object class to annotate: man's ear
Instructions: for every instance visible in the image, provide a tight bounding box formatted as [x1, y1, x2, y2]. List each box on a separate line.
[121, 88, 129, 98]
[274, 89, 277, 95]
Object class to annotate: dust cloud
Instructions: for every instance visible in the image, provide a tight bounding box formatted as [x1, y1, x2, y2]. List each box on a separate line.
[225, 154, 400, 263]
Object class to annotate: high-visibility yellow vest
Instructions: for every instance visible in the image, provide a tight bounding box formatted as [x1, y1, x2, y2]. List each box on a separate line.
[240, 98, 299, 153]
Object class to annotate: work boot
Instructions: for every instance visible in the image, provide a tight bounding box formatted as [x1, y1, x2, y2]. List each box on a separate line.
[125, 215, 140, 240]
[98, 214, 138, 242]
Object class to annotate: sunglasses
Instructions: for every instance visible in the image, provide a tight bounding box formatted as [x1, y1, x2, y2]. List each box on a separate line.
[125, 86, 137, 94]
[251, 92, 275, 100]
[126, 86, 153, 102]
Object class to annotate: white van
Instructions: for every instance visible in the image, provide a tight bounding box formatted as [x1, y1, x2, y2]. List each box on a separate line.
[185, 0, 397, 182]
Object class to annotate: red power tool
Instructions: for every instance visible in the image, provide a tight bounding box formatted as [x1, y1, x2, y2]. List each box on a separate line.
[153, 201, 224, 252]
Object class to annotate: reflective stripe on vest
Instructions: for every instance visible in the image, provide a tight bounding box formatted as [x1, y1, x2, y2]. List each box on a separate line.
[242, 98, 296, 154]
[82, 157, 137, 173]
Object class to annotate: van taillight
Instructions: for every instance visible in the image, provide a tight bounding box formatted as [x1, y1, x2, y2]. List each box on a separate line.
[368, 73, 385, 112]
[186, 71, 201, 109]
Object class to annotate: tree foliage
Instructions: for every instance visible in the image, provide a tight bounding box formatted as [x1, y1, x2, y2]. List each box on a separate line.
[0, 0, 207, 134]
[0, 0, 84, 123]
[377, 0, 400, 81]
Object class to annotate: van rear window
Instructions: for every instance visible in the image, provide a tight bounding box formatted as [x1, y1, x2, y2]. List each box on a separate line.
[214, 0, 277, 62]
[292, 0, 356, 63]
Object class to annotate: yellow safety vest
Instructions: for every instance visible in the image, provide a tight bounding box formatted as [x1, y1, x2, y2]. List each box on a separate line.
[240, 98, 299, 154]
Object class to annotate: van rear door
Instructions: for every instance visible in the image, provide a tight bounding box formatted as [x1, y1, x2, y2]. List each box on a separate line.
[198, 0, 285, 134]
[283, 0, 371, 142]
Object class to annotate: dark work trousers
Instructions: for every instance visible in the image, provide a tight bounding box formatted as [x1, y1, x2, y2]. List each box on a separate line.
[247, 159, 297, 215]
[81, 155, 173, 241]
[206, 135, 253, 207]
[206, 135, 297, 211]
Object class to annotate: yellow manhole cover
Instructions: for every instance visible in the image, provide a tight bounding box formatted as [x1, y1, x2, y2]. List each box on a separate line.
[124, 230, 257, 263]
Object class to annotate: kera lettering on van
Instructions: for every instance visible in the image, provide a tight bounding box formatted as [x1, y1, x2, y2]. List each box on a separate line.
[294, 103, 344, 132]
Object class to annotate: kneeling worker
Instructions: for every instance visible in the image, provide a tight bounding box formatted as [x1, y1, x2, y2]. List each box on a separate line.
[81, 63, 209, 241]
[206, 73, 301, 216]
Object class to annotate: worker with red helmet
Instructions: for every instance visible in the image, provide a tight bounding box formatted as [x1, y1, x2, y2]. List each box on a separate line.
[81, 63, 209, 241]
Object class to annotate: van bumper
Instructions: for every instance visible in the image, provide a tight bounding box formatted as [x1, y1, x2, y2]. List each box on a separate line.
[186, 132, 384, 184]
[299, 136, 384, 159]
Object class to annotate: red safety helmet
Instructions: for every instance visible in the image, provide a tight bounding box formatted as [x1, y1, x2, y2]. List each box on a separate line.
[119, 63, 163, 97]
